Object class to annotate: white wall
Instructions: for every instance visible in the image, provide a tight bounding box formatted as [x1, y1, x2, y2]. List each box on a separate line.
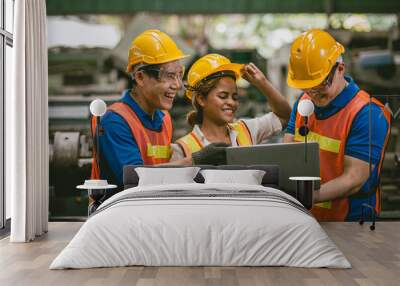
[5, 44, 12, 219]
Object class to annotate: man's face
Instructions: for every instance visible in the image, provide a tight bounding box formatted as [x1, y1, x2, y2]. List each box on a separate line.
[302, 62, 345, 107]
[140, 60, 184, 111]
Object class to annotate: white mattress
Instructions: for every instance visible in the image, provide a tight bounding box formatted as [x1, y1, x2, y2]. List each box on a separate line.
[50, 183, 351, 269]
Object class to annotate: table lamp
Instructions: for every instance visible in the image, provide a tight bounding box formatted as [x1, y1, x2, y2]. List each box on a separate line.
[298, 99, 314, 163]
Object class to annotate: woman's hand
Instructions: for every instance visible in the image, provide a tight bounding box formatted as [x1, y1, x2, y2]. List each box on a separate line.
[242, 62, 291, 127]
[242, 62, 269, 88]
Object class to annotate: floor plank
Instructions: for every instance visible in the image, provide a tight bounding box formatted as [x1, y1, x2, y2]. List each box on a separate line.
[0, 222, 399, 286]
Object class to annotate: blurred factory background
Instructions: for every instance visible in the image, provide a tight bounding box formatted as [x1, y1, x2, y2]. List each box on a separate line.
[45, 1, 400, 220]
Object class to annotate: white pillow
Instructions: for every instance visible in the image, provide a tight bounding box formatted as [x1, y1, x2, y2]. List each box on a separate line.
[200, 169, 266, 185]
[135, 167, 201, 186]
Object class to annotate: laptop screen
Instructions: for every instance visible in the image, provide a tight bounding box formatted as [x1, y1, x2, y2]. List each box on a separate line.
[226, 142, 320, 195]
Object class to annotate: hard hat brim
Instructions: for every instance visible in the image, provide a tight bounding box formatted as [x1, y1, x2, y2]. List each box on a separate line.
[287, 75, 327, 90]
[126, 54, 190, 73]
[213, 63, 244, 80]
[185, 90, 194, 101]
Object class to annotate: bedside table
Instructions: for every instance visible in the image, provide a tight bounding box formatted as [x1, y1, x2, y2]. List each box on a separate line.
[77, 180, 117, 215]
[289, 176, 320, 210]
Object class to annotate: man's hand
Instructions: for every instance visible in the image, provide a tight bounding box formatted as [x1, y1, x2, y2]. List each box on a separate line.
[313, 189, 321, 204]
[191, 142, 229, 165]
[283, 133, 294, 143]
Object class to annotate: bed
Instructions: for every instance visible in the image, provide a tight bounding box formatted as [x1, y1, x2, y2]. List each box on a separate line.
[50, 165, 350, 269]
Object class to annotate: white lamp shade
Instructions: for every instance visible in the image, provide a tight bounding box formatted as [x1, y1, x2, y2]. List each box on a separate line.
[90, 99, 107, 117]
[298, 99, 314, 117]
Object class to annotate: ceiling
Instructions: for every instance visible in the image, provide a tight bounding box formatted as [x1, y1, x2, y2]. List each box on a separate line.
[46, 0, 400, 15]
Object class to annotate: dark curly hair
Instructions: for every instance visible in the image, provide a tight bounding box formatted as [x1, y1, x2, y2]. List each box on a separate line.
[186, 77, 222, 127]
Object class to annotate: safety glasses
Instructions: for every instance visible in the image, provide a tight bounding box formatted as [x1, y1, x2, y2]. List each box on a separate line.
[306, 63, 339, 92]
[140, 65, 185, 84]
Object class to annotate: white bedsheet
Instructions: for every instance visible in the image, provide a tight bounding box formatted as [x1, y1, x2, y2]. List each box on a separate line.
[50, 183, 351, 269]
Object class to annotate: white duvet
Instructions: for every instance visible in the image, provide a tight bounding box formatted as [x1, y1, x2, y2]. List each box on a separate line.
[50, 183, 351, 269]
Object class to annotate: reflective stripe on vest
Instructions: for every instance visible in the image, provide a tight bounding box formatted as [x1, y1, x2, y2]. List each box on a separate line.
[315, 201, 332, 209]
[176, 132, 204, 157]
[294, 129, 341, 154]
[294, 90, 391, 221]
[91, 102, 173, 179]
[229, 121, 253, 146]
[146, 143, 172, 159]
[176, 121, 253, 157]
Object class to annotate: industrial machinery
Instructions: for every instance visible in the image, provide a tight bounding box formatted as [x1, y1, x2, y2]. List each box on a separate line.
[48, 27, 400, 220]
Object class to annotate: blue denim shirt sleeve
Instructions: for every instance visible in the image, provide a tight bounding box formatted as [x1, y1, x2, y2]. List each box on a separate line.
[345, 103, 389, 165]
[98, 111, 144, 186]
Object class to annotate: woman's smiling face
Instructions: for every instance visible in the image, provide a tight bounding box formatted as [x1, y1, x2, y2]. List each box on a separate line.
[197, 77, 239, 125]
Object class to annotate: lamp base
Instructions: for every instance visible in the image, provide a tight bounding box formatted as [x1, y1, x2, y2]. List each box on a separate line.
[359, 203, 376, 231]
[289, 177, 320, 210]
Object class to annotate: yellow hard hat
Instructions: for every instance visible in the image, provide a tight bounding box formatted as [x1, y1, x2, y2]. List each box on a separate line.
[185, 54, 243, 100]
[126, 29, 189, 73]
[287, 29, 345, 89]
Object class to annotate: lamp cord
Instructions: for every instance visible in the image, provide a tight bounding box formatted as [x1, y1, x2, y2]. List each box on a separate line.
[304, 117, 308, 163]
[96, 116, 101, 172]
[368, 95, 372, 210]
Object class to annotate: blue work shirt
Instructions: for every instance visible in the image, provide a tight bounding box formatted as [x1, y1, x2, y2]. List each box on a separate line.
[97, 90, 166, 187]
[286, 77, 390, 221]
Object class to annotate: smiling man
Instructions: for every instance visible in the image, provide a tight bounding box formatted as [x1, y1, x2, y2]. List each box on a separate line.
[284, 29, 391, 221]
[90, 30, 189, 187]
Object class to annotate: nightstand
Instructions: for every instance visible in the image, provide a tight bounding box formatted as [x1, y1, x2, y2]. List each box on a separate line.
[77, 180, 117, 215]
[289, 176, 320, 210]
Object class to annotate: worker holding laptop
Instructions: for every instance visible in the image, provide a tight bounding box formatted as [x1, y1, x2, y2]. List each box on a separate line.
[283, 29, 391, 221]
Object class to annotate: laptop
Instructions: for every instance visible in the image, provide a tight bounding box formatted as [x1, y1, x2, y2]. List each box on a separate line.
[226, 142, 320, 195]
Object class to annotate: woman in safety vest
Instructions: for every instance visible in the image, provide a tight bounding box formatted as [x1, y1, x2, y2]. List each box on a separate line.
[171, 54, 291, 161]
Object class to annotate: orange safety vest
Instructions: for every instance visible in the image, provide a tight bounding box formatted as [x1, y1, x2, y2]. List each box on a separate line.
[294, 91, 391, 221]
[176, 120, 253, 157]
[91, 102, 173, 179]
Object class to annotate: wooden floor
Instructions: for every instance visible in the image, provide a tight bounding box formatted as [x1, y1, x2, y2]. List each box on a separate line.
[0, 222, 399, 286]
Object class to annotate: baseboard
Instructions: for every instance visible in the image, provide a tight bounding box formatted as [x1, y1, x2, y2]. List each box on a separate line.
[0, 218, 11, 239]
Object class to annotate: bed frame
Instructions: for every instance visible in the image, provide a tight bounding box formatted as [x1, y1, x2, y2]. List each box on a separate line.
[123, 164, 280, 189]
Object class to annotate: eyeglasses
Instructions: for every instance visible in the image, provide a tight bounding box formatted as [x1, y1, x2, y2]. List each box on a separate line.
[142, 66, 185, 84]
[306, 63, 339, 92]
